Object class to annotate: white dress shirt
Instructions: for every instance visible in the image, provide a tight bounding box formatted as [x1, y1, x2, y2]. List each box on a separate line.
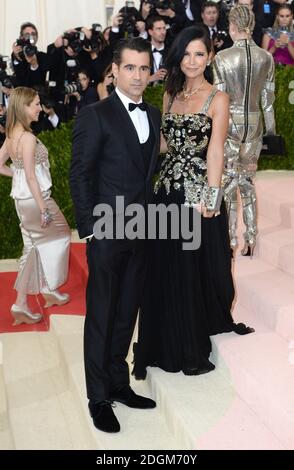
[209, 26, 218, 39]
[152, 45, 165, 73]
[115, 87, 150, 144]
[184, 0, 194, 21]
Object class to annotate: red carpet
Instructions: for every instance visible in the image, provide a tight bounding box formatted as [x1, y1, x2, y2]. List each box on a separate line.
[0, 244, 88, 334]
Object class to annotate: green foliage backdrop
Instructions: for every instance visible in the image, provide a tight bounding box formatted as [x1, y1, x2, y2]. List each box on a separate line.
[0, 65, 293, 258]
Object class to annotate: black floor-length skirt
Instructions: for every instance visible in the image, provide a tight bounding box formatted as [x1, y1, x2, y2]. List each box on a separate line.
[132, 188, 246, 378]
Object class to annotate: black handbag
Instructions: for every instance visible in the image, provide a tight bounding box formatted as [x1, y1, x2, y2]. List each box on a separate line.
[261, 135, 286, 156]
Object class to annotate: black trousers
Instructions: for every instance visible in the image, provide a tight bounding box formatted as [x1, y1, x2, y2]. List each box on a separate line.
[84, 237, 147, 402]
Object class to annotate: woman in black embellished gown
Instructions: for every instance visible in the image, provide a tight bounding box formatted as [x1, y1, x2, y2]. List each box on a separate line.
[133, 26, 254, 379]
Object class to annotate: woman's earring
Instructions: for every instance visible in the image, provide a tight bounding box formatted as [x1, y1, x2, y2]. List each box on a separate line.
[207, 61, 211, 66]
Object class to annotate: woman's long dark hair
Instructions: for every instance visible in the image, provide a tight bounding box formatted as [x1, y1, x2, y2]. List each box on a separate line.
[164, 25, 212, 99]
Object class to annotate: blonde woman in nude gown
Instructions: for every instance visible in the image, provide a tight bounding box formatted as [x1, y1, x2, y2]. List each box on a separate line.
[0, 87, 70, 325]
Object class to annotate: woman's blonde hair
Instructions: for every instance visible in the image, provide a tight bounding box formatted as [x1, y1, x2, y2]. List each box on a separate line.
[273, 5, 294, 32]
[6, 86, 38, 138]
[229, 5, 255, 35]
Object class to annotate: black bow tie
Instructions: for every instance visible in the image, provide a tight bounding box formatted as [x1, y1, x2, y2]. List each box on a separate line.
[153, 48, 164, 54]
[129, 102, 147, 112]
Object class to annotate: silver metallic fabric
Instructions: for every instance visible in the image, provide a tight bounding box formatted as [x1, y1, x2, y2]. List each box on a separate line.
[213, 39, 276, 247]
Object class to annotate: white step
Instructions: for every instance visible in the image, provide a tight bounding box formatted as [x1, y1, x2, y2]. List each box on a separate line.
[50, 315, 180, 450]
[51, 315, 285, 450]
[233, 256, 294, 343]
[1, 331, 95, 449]
[0, 340, 14, 450]
[212, 304, 294, 450]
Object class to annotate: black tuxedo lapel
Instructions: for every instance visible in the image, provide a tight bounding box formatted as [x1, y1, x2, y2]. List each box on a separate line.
[145, 103, 160, 180]
[110, 92, 146, 175]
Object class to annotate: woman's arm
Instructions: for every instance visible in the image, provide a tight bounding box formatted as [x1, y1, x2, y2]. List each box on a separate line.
[0, 140, 13, 177]
[288, 41, 294, 60]
[21, 133, 47, 214]
[261, 34, 275, 51]
[204, 91, 229, 218]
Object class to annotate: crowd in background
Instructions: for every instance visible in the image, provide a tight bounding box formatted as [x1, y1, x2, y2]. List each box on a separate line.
[0, 0, 293, 147]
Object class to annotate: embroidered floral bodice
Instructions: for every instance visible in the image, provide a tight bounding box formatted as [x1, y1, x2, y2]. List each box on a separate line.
[10, 138, 52, 199]
[155, 89, 218, 207]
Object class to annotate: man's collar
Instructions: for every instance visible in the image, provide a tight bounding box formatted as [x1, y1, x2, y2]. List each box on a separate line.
[115, 87, 143, 110]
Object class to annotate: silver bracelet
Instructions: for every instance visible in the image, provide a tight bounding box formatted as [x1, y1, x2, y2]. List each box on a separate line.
[41, 208, 53, 224]
[205, 186, 223, 212]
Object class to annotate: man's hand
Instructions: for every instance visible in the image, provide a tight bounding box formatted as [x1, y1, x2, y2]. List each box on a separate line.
[213, 38, 224, 50]
[54, 35, 64, 48]
[156, 8, 175, 18]
[149, 68, 167, 83]
[112, 13, 123, 28]
[42, 105, 55, 116]
[12, 42, 23, 60]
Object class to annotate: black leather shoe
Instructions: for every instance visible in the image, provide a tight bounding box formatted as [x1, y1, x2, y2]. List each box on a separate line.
[110, 386, 156, 409]
[88, 400, 120, 433]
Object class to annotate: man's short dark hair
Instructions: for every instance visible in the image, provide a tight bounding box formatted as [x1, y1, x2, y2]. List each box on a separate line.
[20, 22, 38, 39]
[113, 37, 153, 67]
[201, 1, 220, 13]
[146, 15, 166, 31]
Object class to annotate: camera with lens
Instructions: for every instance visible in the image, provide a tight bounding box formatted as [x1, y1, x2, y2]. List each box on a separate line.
[119, 2, 141, 37]
[0, 55, 9, 71]
[64, 82, 82, 94]
[222, 0, 234, 10]
[215, 30, 228, 42]
[63, 31, 86, 54]
[0, 69, 14, 89]
[16, 35, 38, 58]
[83, 24, 104, 52]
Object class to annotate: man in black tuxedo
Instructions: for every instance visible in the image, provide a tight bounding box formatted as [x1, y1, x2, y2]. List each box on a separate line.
[70, 37, 161, 433]
[146, 16, 169, 85]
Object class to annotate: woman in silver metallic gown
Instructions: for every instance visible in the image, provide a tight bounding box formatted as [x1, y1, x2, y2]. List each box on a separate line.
[0, 87, 70, 325]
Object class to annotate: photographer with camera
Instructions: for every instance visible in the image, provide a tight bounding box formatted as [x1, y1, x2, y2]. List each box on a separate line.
[110, 2, 149, 53]
[47, 29, 90, 93]
[153, 0, 186, 37]
[262, 3, 294, 65]
[73, 70, 99, 111]
[146, 16, 169, 84]
[201, 1, 232, 53]
[81, 25, 113, 84]
[0, 55, 15, 109]
[11, 22, 50, 88]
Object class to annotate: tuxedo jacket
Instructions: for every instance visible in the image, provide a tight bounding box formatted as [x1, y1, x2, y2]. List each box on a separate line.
[70, 91, 161, 239]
